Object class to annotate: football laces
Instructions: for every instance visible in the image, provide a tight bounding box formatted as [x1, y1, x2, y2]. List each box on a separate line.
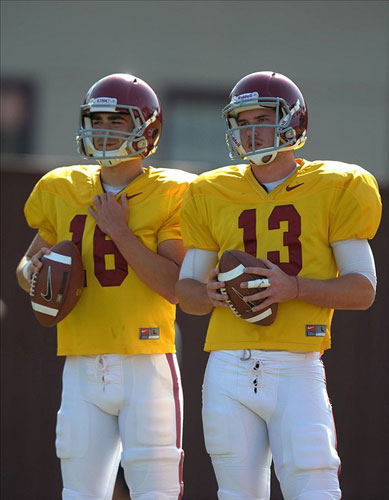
[29, 272, 38, 297]
[220, 287, 242, 318]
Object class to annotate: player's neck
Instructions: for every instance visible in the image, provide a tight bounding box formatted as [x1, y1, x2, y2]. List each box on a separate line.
[100, 159, 144, 187]
[250, 151, 297, 184]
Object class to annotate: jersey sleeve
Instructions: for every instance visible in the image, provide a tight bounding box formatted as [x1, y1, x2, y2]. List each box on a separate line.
[157, 195, 182, 244]
[157, 175, 195, 244]
[180, 182, 219, 251]
[329, 168, 382, 243]
[24, 176, 58, 245]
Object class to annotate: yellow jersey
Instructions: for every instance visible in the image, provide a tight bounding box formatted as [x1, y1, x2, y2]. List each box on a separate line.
[180, 159, 382, 352]
[25, 164, 195, 356]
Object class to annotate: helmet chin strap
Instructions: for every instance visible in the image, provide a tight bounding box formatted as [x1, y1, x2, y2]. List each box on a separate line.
[97, 154, 143, 167]
[97, 156, 129, 167]
[88, 137, 144, 167]
[81, 114, 148, 166]
[248, 150, 278, 166]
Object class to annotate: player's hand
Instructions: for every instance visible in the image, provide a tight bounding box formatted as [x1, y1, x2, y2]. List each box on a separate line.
[206, 268, 229, 308]
[28, 247, 52, 280]
[88, 192, 129, 237]
[240, 258, 298, 311]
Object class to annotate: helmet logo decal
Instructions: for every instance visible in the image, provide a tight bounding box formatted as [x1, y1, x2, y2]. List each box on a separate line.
[89, 97, 117, 105]
[289, 98, 301, 115]
[232, 92, 259, 103]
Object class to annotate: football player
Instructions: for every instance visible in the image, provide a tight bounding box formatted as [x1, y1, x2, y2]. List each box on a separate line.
[16, 73, 195, 500]
[176, 71, 382, 500]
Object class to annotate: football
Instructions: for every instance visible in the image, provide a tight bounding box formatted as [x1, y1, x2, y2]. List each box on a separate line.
[218, 249, 277, 326]
[29, 240, 84, 327]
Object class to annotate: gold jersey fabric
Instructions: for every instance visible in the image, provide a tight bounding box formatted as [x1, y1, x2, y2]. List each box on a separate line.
[25, 164, 195, 356]
[180, 159, 382, 352]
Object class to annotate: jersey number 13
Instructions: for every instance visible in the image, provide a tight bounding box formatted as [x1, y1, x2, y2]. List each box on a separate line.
[239, 205, 302, 276]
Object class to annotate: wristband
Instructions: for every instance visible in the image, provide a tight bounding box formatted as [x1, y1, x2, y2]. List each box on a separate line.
[22, 260, 32, 280]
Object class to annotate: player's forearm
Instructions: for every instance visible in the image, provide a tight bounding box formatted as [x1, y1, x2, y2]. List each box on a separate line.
[297, 273, 375, 310]
[176, 278, 214, 315]
[109, 228, 180, 304]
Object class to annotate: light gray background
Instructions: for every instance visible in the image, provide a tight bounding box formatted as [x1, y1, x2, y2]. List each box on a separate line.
[1, 0, 388, 181]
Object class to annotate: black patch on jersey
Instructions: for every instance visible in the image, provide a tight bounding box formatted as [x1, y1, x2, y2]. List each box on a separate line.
[306, 324, 326, 337]
[139, 327, 160, 340]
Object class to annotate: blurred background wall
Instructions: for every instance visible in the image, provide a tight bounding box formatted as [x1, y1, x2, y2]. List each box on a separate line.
[1, 1, 388, 499]
[2, 0, 388, 179]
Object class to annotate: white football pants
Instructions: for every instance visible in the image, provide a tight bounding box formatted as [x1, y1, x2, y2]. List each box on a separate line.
[55, 353, 184, 500]
[203, 350, 341, 500]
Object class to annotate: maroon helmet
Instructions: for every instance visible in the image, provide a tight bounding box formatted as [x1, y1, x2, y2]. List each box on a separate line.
[222, 71, 308, 165]
[77, 73, 162, 166]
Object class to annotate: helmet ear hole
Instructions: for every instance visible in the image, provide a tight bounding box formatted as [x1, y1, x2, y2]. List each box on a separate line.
[135, 138, 147, 150]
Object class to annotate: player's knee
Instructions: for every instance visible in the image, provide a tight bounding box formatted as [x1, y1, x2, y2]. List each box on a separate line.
[211, 455, 271, 500]
[55, 409, 88, 459]
[129, 492, 177, 500]
[62, 488, 105, 500]
[217, 489, 264, 500]
[122, 445, 182, 467]
[122, 397, 183, 497]
[121, 396, 183, 492]
[122, 446, 183, 498]
[280, 469, 341, 500]
[294, 492, 341, 500]
[277, 424, 341, 500]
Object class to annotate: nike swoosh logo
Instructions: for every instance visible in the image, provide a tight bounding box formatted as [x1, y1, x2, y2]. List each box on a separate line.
[286, 183, 304, 191]
[126, 192, 142, 200]
[41, 265, 53, 301]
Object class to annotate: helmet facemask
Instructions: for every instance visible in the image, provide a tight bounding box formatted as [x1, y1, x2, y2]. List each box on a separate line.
[222, 93, 305, 166]
[77, 100, 158, 167]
